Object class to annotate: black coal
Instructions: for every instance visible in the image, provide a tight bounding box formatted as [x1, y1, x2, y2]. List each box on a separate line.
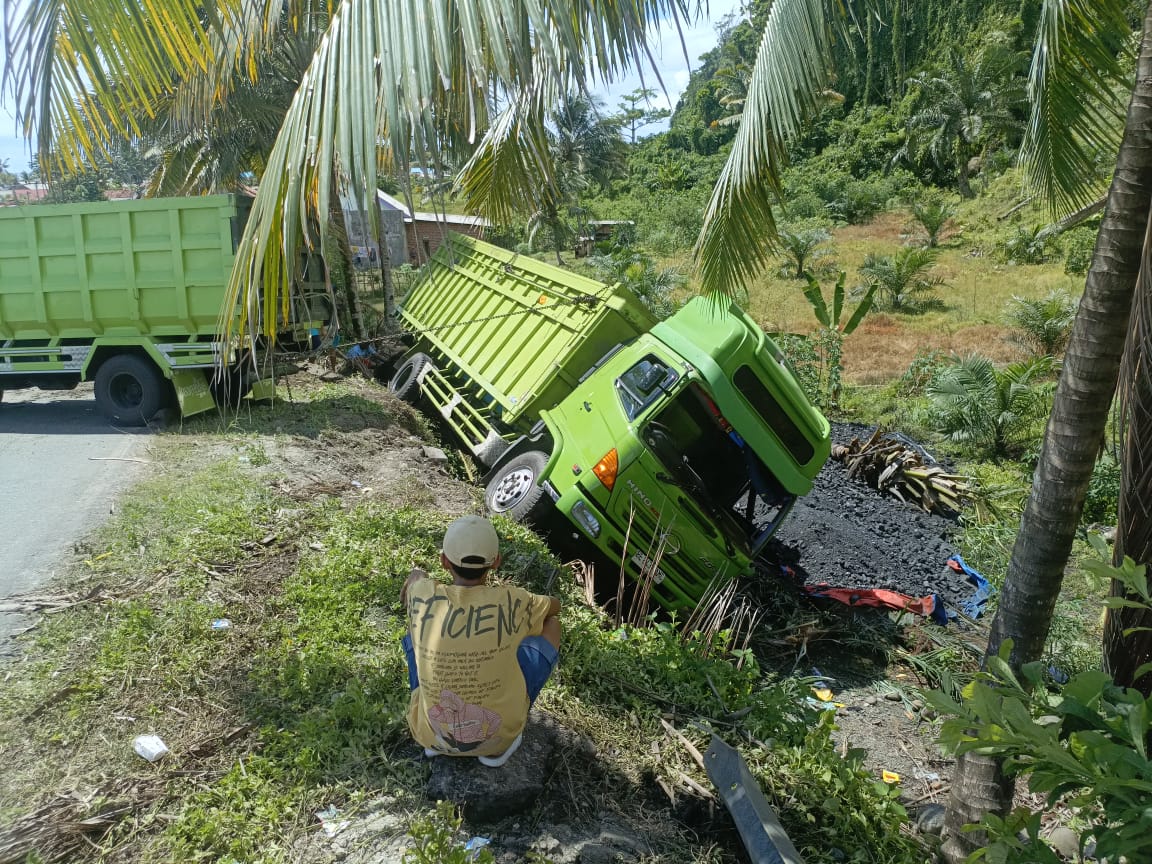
[765, 424, 976, 607]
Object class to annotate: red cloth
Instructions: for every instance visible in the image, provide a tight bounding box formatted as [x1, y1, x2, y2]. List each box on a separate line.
[803, 584, 940, 618]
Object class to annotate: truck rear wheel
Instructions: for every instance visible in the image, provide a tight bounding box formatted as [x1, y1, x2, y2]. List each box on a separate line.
[94, 354, 168, 426]
[485, 450, 552, 524]
[388, 353, 433, 404]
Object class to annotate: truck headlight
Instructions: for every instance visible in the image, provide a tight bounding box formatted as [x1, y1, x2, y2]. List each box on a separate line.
[571, 500, 601, 538]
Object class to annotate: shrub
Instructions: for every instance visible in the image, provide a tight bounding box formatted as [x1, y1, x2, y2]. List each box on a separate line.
[999, 225, 1059, 264]
[927, 354, 1054, 457]
[773, 334, 823, 406]
[908, 190, 958, 247]
[776, 221, 834, 278]
[589, 248, 682, 320]
[929, 541, 1152, 864]
[1083, 453, 1121, 525]
[1004, 289, 1079, 356]
[1062, 225, 1098, 276]
[898, 348, 951, 395]
[859, 247, 944, 311]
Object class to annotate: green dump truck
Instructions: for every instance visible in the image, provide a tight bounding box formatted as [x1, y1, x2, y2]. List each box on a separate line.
[0, 195, 314, 424]
[391, 234, 830, 609]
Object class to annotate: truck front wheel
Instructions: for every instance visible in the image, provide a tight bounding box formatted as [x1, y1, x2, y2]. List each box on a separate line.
[94, 355, 168, 426]
[485, 450, 552, 524]
[388, 353, 433, 404]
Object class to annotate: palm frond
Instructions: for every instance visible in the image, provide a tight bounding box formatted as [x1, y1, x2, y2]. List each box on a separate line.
[694, 0, 838, 298]
[2, 0, 240, 177]
[222, 0, 688, 347]
[1022, 0, 1133, 217]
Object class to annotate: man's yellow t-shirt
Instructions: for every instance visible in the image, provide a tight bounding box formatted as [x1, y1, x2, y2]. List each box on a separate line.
[405, 577, 552, 757]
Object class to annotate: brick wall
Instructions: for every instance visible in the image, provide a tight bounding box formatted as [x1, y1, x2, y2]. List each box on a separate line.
[405, 219, 486, 265]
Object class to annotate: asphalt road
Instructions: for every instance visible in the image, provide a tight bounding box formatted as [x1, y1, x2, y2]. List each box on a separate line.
[0, 386, 150, 648]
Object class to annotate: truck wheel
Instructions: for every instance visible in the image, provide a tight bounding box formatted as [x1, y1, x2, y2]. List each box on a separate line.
[94, 354, 168, 426]
[485, 451, 552, 523]
[388, 353, 433, 404]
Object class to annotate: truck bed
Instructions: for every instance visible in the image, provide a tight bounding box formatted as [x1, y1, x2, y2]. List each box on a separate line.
[0, 196, 245, 341]
[401, 234, 656, 427]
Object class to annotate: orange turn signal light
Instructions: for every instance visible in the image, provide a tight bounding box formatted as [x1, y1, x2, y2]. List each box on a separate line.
[592, 448, 619, 491]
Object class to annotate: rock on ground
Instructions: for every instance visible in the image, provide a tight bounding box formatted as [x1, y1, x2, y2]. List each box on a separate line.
[426, 710, 565, 823]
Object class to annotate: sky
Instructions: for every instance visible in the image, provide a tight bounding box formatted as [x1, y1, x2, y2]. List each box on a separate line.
[0, 1, 741, 174]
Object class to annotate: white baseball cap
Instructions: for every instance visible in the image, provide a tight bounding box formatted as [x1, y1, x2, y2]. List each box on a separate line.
[442, 516, 500, 568]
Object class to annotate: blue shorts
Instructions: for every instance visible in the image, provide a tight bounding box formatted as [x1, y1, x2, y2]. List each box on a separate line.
[402, 634, 558, 703]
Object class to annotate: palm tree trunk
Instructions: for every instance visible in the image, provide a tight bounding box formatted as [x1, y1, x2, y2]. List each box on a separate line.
[328, 198, 366, 341]
[957, 142, 973, 199]
[941, 4, 1152, 860]
[1106, 210, 1152, 695]
[375, 198, 398, 333]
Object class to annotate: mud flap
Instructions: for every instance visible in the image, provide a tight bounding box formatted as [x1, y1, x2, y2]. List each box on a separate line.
[704, 735, 804, 864]
[171, 369, 215, 418]
[248, 376, 276, 401]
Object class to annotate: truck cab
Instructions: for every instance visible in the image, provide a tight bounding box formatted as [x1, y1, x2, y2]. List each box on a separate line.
[538, 300, 829, 610]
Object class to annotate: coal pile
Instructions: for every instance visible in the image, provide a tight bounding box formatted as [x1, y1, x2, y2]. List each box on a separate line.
[765, 424, 977, 608]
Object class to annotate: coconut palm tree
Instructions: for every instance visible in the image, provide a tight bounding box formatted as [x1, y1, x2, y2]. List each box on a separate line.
[529, 94, 626, 263]
[3, 0, 688, 347]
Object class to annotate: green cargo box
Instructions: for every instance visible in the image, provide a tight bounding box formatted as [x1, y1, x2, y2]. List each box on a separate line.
[0, 195, 246, 341]
[401, 234, 656, 429]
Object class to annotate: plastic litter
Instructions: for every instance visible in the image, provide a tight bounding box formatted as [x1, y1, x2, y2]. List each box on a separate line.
[464, 837, 491, 858]
[948, 555, 996, 619]
[210, 618, 232, 630]
[316, 805, 350, 838]
[881, 770, 901, 784]
[133, 734, 169, 762]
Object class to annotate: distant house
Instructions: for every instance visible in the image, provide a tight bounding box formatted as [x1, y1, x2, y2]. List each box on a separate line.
[376, 191, 490, 265]
[4, 182, 48, 203]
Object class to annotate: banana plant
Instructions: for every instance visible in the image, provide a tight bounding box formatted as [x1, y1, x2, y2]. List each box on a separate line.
[799, 270, 876, 406]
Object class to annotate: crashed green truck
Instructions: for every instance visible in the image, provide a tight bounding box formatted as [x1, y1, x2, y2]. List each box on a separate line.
[0, 194, 313, 424]
[390, 234, 831, 610]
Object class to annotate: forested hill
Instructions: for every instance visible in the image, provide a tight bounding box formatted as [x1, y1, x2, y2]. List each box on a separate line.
[666, 0, 1039, 157]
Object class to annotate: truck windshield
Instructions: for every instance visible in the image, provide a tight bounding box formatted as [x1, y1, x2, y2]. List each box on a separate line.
[641, 383, 793, 555]
[616, 356, 678, 420]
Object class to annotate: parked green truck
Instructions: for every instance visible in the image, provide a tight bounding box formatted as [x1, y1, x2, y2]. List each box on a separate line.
[391, 233, 831, 609]
[0, 195, 315, 424]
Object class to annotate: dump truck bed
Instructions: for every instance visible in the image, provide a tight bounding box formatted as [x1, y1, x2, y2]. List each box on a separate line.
[401, 234, 656, 426]
[0, 195, 244, 341]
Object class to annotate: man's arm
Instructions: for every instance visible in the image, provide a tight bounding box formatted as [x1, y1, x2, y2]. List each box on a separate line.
[400, 567, 428, 605]
[544, 596, 561, 621]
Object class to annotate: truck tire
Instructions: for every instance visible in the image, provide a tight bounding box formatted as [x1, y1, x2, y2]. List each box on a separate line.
[485, 450, 552, 524]
[94, 354, 168, 426]
[388, 353, 433, 404]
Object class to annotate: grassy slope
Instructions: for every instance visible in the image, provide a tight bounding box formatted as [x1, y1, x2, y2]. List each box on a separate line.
[0, 379, 925, 864]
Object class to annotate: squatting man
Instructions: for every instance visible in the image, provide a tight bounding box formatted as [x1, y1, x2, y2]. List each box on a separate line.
[401, 515, 562, 767]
